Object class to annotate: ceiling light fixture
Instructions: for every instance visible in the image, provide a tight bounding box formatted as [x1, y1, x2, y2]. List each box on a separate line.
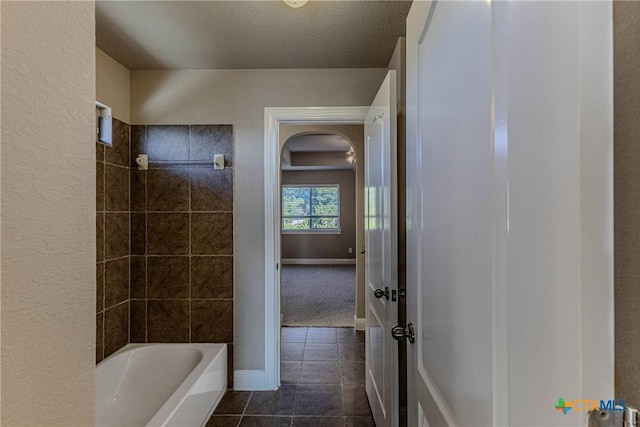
[283, 0, 309, 8]
[346, 147, 356, 165]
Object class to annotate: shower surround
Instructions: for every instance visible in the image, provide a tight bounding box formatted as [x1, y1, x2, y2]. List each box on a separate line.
[96, 123, 234, 385]
[96, 118, 132, 362]
[129, 125, 234, 385]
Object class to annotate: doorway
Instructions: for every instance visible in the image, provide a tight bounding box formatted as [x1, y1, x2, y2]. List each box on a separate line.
[263, 107, 369, 391]
[263, 73, 401, 427]
[280, 130, 359, 328]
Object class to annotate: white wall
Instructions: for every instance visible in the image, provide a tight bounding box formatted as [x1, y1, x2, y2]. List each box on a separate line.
[96, 48, 131, 123]
[131, 68, 387, 370]
[1, 2, 96, 424]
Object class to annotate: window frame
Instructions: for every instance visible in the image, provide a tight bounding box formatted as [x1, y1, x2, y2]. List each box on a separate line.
[281, 184, 341, 234]
[96, 101, 112, 146]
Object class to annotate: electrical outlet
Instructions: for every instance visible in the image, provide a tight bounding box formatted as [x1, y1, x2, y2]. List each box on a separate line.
[348, 248, 353, 254]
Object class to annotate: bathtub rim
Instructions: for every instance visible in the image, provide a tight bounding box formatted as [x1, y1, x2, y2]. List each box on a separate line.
[96, 342, 227, 427]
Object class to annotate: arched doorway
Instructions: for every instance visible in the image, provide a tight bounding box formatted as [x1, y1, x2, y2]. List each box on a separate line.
[279, 131, 358, 328]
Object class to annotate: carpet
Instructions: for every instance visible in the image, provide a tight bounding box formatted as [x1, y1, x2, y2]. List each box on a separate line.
[281, 265, 356, 327]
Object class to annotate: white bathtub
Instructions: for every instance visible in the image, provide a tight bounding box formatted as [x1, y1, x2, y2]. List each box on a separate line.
[96, 343, 227, 427]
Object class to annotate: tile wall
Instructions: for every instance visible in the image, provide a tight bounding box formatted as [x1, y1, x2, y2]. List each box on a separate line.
[96, 118, 131, 362]
[128, 125, 234, 384]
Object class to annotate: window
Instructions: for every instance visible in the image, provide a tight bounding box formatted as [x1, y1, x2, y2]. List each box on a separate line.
[282, 185, 340, 231]
[96, 101, 112, 146]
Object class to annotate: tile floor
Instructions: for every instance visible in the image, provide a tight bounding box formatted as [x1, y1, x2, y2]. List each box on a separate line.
[206, 327, 375, 427]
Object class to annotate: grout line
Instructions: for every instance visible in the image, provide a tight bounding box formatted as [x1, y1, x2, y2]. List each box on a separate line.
[144, 134, 148, 344]
[103, 254, 130, 263]
[188, 158, 192, 343]
[127, 125, 132, 345]
[145, 254, 232, 258]
[144, 166, 234, 171]
[144, 210, 233, 214]
[291, 358, 300, 421]
[224, 415, 296, 419]
[104, 299, 129, 312]
[102, 154, 107, 362]
[130, 297, 233, 301]
[103, 161, 130, 170]
[241, 391, 252, 419]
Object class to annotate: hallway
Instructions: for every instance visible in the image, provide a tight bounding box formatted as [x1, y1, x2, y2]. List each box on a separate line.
[281, 266, 356, 327]
[206, 327, 373, 426]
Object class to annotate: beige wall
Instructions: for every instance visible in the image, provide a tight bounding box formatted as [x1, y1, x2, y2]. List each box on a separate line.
[96, 48, 131, 123]
[615, 2, 640, 407]
[281, 170, 356, 260]
[131, 69, 386, 370]
[1, 2, 96, 424]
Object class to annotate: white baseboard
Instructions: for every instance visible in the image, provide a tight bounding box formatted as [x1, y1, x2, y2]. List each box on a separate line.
[355, 316, 366, 331]
[233, 370, 267, 391]
[281, 258, 356, 265]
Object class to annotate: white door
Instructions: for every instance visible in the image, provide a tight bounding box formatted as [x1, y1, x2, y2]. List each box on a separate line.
[364, 70, 398, 427]
[406, 2, 495, 425]
[406, 1, 614, 426]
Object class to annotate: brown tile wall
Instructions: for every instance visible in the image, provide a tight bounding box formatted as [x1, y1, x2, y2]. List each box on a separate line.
[129, 125, 234, 385]
[615, 2, 640, 407]
[96, 118, 131, 363]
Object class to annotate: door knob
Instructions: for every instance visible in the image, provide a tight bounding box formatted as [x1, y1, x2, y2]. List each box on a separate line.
[391, 323, 415, 343]
[374, 287, 389, 300]
[360, 248, 365, 254]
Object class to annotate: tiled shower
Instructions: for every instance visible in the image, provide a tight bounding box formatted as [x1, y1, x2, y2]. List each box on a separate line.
[96, 123, 234, 384]
[96, 118, 131, 362]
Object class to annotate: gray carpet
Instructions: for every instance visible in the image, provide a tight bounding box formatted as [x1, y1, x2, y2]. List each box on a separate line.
[281, 265, 356, 327]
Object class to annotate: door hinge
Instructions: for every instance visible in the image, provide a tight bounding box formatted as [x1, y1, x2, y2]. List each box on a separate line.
[587, 406, 637, 427]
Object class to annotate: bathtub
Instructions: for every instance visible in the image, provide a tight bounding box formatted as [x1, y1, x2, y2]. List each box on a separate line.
[96, 343, 227, 427]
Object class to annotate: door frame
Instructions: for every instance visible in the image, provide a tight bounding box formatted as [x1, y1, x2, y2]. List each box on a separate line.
[263, 106, 369, 390]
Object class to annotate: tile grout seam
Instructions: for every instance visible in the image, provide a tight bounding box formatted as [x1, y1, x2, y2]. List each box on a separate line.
[144, 125, 149, 344]
[127, 126, 132, 345]
[188, 125, 192, 343]
[102, 152, 106, 362]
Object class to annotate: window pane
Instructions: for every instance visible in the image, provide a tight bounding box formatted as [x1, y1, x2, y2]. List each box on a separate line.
[311, 217, 339, 229]
[311, 187, 339, 216]
[282, 187, 310, 216]
[283, 217, 310, 230]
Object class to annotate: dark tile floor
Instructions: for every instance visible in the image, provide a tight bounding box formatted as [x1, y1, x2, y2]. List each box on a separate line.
[206, 327, 375, 427]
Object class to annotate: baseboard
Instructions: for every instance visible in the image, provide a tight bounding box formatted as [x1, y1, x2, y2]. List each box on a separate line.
[355, 316, 366, 331]
[233, 370, 267, 391]
[281, 258, 356, 265]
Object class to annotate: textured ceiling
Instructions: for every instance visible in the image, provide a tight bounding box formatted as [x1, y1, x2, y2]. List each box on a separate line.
[96, 1, 412, 70]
